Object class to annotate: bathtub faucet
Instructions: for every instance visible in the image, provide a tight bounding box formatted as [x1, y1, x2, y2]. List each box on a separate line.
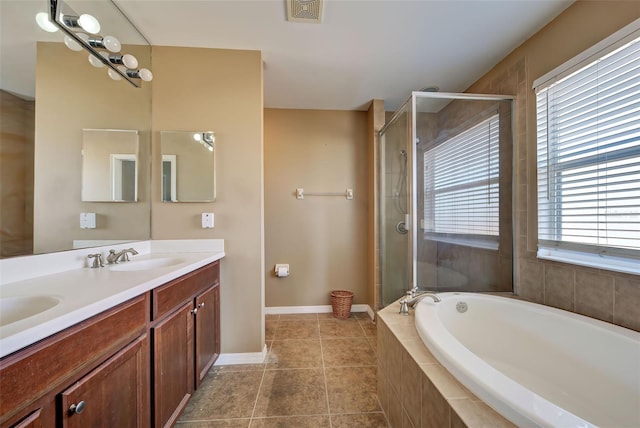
[398, 291, 441, 316]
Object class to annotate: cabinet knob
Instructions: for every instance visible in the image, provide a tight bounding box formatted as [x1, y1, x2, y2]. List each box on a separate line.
[69, 400, 86, 415]
[198, 302, 205, 308]
[191, 308, 198, 315]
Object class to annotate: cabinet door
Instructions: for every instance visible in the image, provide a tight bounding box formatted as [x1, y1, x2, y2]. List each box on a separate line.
[195, 285, 220, 388]
[152, 302, 194, 428]
[9, 409, 42, 428]
[59, 335, 148, 428]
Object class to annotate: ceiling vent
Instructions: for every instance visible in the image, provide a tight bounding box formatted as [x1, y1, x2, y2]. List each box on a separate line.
[286, 0, 323, 24]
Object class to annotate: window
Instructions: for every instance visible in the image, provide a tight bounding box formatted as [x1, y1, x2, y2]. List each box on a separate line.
[423, 114, 499, 249]
[535, 26, 640, 274]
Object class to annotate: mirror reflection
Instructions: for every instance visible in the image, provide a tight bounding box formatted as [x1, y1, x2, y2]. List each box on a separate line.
[82, 129, 139, 202]
[160, 131, 217, 202]
[0, 0, 152, 258]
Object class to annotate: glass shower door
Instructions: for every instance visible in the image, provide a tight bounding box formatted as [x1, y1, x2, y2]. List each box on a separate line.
[379, 105, 411, 307]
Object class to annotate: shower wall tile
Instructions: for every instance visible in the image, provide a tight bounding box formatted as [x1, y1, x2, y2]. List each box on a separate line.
[518, 259, 543, 303]
[613, 276, 640, 331]
[544, 264, 575, 311]
[574, 270, 614, 323]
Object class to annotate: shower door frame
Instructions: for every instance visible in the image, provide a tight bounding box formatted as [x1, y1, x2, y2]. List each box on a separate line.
[379, 91, 515, 307]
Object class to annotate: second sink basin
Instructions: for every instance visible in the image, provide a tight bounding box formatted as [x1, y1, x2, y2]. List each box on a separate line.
[0, 295, 61, 326]
[109, 257, 186, 272]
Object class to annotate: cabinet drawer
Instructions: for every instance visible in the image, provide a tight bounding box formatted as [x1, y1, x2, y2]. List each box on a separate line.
[0, 295, 148, 426]
[152, 261, 219, 321]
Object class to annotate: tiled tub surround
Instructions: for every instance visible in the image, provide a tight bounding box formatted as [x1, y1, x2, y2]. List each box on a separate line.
[177, 312, 387, 427]
[414, 293, 640, 427]
[0, 239, 224, 357]
[377, 301, 514, 428]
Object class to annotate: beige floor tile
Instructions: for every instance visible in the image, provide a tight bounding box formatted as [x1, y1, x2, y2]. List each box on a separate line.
[180, 371, 263, 421]
[359, 320, 378, 337]
[177, 420, 251, 427]
[274, 320, 320, 340]
[253, 368, 328, 417]
[331, 413, 389, 427]
[322, 338, 376, 367]
[325, 366, 381, 414]
[267, 339, 322, 369]
[319, 319, 366, 338]
[278, 313, 319, 321]
[212, 364, 266, 373]
[265, 320, 277, 340]
[249, 415, 330, 427]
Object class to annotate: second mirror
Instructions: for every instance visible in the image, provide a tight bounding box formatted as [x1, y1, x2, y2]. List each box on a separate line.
[160, 131, 216, 202]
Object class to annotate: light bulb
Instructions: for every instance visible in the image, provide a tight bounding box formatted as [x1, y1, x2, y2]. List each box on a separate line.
[64, 35, 82, 52]
[78, 14, 100, 34]
[35, 12, 58, 33]
[122, 54, 138, 69]
[89, 52, 107, 68]
[138, 68, 153, 82]
[107, 68, 122, 81]
[207, 145, 214, 152]
[103, 36, 121, 53]
[193, 133, 202, 142]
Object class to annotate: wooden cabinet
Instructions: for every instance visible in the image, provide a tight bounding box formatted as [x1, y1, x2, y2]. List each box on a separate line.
[151, 302, 194, 428]
[195, 285, 220, 388]
[0, 295, 148, 428]
[151, 261, 220, 428]
[59, 335, 148, 428]
[0, 259, 221, 428]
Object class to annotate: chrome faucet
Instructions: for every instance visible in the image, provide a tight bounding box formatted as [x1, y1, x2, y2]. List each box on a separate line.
[87, 253, 104, 268]
[106, 248, 138, 264]
[399, 288, 441, 315]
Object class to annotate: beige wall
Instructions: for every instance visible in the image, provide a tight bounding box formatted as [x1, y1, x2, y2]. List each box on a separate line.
[151, 46, 264, 353]
[0, 90, 34, 257]
[34, 42, 151, 254]
[264, 109, 368, 307]
[467, 1, 640, 330]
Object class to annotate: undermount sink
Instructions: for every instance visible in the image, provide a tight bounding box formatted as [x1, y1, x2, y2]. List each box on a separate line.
[0, 295, 61, 326]
[109, 257, 186, 272]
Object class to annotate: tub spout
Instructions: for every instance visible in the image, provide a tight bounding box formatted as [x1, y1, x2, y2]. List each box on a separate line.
[399, 292, 441, 315]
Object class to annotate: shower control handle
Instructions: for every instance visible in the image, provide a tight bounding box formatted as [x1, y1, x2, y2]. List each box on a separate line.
[404, 214, 410, 231]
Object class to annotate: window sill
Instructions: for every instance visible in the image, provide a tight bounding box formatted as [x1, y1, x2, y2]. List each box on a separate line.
[423, 234, 498, 251]
[537, 247, 640, 276]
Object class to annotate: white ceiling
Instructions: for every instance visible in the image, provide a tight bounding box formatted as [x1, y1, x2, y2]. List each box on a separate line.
[2, 0, 574, 112]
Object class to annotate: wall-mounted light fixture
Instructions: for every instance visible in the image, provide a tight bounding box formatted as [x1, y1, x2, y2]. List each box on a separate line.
[35, 0, 152, 87]
[193, 132, 216, 152]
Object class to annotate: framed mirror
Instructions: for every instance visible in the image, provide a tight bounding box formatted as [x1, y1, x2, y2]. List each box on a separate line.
[81, 129, 139, 202]
[160, 131, 217, 202]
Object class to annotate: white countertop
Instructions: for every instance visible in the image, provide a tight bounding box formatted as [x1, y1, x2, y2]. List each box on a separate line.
[0, 240, 224, 359]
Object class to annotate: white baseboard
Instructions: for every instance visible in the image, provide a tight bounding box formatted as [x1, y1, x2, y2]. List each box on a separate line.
[265, 304, 375, 320]
[215, 343, 268, 366]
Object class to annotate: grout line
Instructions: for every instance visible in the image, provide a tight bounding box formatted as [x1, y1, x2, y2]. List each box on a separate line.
[248, 336, 269, 424]
[318, 315, 333, 428]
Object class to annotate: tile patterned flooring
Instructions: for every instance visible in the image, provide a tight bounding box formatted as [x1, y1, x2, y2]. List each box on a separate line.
[177, 312, 389, 427]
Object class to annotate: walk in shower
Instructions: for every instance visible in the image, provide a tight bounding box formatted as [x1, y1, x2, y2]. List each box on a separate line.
[379, 92, 514, 307]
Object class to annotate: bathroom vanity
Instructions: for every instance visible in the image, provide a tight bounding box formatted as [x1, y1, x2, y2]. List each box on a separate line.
[0, 242, 223, 428]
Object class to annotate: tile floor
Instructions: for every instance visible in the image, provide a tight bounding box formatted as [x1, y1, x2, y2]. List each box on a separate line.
[177, 312, 389, 427]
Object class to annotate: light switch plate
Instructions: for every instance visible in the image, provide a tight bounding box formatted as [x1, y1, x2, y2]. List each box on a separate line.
[202, 213, 214, 228]
[80, 212, 96, 229]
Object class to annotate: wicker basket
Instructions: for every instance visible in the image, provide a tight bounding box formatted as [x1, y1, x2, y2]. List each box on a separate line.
[330, 290, 354, 319]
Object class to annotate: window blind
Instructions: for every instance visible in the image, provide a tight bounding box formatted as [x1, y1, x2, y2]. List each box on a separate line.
[536, 35, 640, 258]
[423, 114, 499, 240]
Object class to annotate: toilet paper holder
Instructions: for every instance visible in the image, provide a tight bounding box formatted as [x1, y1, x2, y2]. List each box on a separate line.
[275, 264, 290, 277]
